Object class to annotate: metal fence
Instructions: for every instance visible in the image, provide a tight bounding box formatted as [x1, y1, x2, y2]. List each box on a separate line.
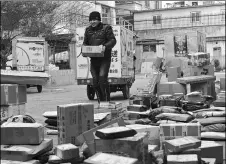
[134, 13, 225, 30]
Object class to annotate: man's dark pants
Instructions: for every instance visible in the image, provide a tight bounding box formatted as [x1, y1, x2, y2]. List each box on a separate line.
[90, 58, 111, 101]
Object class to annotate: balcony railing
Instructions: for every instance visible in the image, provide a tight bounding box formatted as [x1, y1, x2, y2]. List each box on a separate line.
[134, 13, 225, 30]
[116, 17, 133, 31]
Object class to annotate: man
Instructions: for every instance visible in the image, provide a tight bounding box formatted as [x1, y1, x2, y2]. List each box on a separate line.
[83, 11, 116, 102]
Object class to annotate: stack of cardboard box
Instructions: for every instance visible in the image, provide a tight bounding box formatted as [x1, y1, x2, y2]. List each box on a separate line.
[157, 82, 186, 106]
[99, 102, 125, 119]
[48, 143, 80, 163]
[159, 123, 224, 164]
[1, 122, 53, 162]
[1, 84, 27, 124]
[185, 52, 214, 77]
[167, 66, 182, 82]
[213, 77, 225, 107]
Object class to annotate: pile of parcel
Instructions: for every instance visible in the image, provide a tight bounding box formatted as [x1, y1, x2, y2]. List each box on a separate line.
[1, 53, 225, 164]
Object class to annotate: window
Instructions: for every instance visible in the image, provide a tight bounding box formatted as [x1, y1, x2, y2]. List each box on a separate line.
[143, 45, 150, 52]
[145, 1, 150, 8]
[221, 9, 225, 21]
[191, 12, 200, 22]
[155, 1, 161, 9]
[153, 15, 161, 24]
[143, 45, 156, 52]
[192, 2, 198, 6]
[213, 47, 221, 51]
[102, 6, 111, 24]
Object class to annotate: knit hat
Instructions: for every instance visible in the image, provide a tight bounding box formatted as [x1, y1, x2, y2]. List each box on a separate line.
[89, 11, 101, 21]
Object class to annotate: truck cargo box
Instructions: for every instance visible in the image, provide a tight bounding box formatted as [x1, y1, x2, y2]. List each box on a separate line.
[76, 25, 134, 79]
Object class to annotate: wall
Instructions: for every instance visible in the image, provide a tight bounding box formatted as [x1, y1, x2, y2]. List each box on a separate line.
[98, 1, 115, 8]
[116, 2, 142, 16]
[135, 23, 225, 39]
[134, 4, 225, 31]
[45, 69, 76, 86]
[134, 4, 225, 21]
[207, 41, 225, 68]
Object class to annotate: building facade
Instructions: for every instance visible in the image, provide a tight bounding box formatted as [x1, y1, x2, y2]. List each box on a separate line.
[133, 3, 225, 71]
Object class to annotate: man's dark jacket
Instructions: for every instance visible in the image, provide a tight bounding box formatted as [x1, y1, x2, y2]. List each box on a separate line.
[83, 22, 116, 61]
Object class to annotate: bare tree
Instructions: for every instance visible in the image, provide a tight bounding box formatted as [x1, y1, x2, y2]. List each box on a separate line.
[1, 1, 60, 69]
[0, 1, 94, 69]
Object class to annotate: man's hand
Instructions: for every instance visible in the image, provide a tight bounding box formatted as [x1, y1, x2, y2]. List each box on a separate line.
[100, 45, 106, 53]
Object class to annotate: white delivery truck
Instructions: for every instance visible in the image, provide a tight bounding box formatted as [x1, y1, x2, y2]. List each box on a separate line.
[76, 25, 135, 100]
[11, 37, 49, 92]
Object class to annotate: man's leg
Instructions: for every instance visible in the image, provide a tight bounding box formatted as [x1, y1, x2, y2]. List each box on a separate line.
[90, 60, 102, 103]
[99, 59, 111, 101]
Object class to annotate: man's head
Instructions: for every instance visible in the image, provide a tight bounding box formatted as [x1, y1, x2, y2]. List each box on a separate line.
[89, 11, 101, 27]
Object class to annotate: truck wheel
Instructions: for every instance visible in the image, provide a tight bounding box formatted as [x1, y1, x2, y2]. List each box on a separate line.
[122, 84, 130, 99]
[37, 85, 42, 93]
[87, 85, 95, 100]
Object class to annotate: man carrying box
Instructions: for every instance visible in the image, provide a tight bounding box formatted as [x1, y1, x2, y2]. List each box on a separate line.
[83, 11, 116, 102]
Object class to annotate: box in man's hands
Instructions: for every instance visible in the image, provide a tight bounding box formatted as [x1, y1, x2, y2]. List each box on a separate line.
[82, 45, 104, 57]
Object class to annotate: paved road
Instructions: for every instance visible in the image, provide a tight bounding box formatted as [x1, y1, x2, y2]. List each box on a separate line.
[26, 72, 225, 124]
[26, 74, 156, 124]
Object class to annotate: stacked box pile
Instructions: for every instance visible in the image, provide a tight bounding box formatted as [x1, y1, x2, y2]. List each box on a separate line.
[213, 77, 225, 107]
[99, 102, 125, 119]
[1, 84, 27, 124]
[1, 122, 53, 162]
[38, 56, 224, 164]
[186, 53, 213, 77]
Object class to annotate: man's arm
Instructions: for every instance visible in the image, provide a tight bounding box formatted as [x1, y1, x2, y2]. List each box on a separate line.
[83, 28, 89, 45]
[104, 25, 116, 49]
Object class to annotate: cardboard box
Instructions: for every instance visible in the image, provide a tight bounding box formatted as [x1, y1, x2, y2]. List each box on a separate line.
[1, 160, 40, 164]
[0, 104, 26, 121]
[126, 124, 160, 146]
[157, 82, 185, 96]
[184, 65, 214, 77]
[159, 123, 201, 149]
[213, 99, 225, 107]
[95, 126, 137, 139]
[148, 145, 159, 152]
[1, 138, 53, 161]
[220, 77, 225, 91]
[111, 107, 126, 119]
[159, 99, 177, 107]
[95, 132, 148, 164]
[201, 158, 216, 164]
[167, 154, 198, 164]
[124, 110, 149, 120]
[132, 95, 155, 108]
[82, 45, 104, 57]
[200, 141, 223, 164]
[99, 102, 122, 109]
[57, 103, 94, 146]
[167, 66, 181, 82]
[187, 53, 210, 67]
[55, 143, 79, 160]
[215, 141, 225, 160]
[127, 104, 147, 112]
[48, 155, 81, 164]
[164, 136, 201, 153]
[84, 152, 139, 164]
[1, 122, 44, 145]
[217, 92, 225, 100]
[166, 148, 201, 161]
[1, 84, 27, 105]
